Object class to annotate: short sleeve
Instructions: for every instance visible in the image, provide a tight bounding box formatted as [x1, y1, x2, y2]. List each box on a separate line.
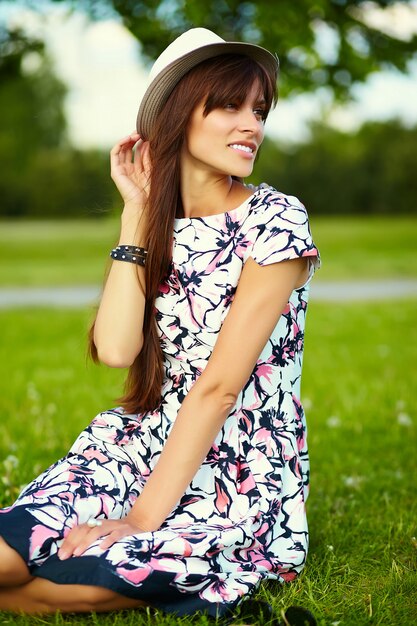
[244, 189, 321, 279]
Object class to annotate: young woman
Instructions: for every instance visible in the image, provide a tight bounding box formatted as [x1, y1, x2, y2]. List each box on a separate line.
[0, 28, 320, 620]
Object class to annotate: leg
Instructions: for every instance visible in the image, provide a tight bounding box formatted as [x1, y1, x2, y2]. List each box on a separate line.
[0, 578, 149, 613]
[0, 537, 33, 587]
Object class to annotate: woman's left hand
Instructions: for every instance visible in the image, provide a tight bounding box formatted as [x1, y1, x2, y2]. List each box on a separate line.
[57, 516, 146, 560]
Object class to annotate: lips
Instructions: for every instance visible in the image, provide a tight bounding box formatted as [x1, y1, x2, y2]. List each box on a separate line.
[228, 142, 257, 155]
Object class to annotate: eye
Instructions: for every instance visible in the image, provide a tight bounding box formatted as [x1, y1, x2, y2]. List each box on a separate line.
[254, 107, 267, 122]
[224, 103, 238, 111]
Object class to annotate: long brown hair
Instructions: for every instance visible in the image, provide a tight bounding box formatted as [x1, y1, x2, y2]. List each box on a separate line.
[90, 54, 278, 414]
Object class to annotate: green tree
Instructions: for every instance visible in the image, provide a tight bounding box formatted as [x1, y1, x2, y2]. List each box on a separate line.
[0, 26, 68, 216]
[251, 120, 417, 214]
[0, 24, 116, 218]
[43, 0, 417, 98]
[0, 26, 67, 152]
[26, 149, 118, 218]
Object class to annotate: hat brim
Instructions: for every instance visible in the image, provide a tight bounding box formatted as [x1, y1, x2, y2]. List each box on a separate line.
[137, 42, 279, 140]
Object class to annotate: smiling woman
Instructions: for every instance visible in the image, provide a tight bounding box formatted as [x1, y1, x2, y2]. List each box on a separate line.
[0, 27, 319, 624]
[167, 56, 275, 218]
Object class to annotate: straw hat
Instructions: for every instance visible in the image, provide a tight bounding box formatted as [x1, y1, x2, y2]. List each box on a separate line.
[136, 27, 279, 140]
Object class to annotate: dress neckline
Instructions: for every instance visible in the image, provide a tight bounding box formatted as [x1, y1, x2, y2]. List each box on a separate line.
[173, 188, 261, 227]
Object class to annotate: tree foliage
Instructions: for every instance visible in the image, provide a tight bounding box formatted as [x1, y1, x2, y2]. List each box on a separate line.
[1, 3, 416, 218]
[44, 0, 417, 98]
[251, 119, 417, 215]
[0, 26, 65, 216]
[2, 115, 416, 218]
[0, 24, 117, 218]
[0, 26, 67, 151]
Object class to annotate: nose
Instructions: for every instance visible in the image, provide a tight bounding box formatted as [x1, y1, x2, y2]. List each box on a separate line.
[237, 107, 262, 134]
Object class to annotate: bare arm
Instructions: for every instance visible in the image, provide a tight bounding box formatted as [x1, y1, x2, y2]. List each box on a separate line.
[93, 133, 151, 368]
[127, 255, 309, 531]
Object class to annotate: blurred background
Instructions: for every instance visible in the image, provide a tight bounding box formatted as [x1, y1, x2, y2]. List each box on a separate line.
[0, 0, 416, 289]
[1, 0, 417, 221]
[0, 3, 416, 623]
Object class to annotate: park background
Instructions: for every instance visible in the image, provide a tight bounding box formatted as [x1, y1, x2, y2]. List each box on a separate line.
[0, 1, 416, 625]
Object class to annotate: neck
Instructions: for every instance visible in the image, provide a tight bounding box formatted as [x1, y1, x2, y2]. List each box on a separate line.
[179, 164, 235, 219]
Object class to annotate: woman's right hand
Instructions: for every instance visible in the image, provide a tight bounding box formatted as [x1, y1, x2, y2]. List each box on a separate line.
[110, 132, 151, 211]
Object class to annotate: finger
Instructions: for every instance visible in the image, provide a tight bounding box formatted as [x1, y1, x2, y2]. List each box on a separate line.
[70, 525, 110, 558]
[110, 147, 130, 175]
[99, 530, 124, 552]
[120, 138, 136, 166]
[111, 133, 141, 154]
[115, 132, 140, 146]
[71, 530, 105, 557]
[110, 138, 130, 159]
[58, 524, 91, 559]
[110, 134, 141, 167]
[98, 522, 142, 552]
[120, 143, 133, 168]
[59, 522, 113, 559]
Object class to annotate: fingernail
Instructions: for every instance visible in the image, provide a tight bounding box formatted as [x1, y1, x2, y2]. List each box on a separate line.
[58, 550, 69, 560]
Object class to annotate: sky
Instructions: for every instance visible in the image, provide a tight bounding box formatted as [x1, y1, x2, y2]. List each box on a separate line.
[3, 1, 417, 149]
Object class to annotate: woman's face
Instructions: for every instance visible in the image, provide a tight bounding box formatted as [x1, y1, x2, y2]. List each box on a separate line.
[182, 82, 266, 179]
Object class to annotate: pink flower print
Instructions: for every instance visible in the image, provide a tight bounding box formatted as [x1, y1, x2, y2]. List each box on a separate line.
[237, 411, 254, 434]
[234, 237, 251, 258]
[158, 281, 170, 295]
[30, 524, 59, 558]
[249, 362, 277, 403]
[292, 319, 300, 335]
[99, 494, 117, 518]
[256, 521, 270, 538]
[178, 537, 194, 558]
[116, 564, 151, 585]
[83, 448, 108, 463]
[253, 428, 275, 456]
[200, 576, 241, 603]
[238, 548, 272, 571]
[237, 463, 256, 495]
[90, 415, 109, 428]
[215, 478, 231, 514]
[255, 362, 274, 384]
[150, 555, 188, 574]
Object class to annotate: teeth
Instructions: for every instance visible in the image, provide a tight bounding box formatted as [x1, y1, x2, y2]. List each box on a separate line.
[229, 144, 253, 153]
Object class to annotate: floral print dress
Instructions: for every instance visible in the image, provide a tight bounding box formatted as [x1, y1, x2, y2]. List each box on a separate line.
[0, 186, 320, 618]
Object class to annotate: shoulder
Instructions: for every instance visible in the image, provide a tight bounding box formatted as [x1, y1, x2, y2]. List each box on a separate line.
[239, 184, 319, 268]
[245, 184, 309, 227]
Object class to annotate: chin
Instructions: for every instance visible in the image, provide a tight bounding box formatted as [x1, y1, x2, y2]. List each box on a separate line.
[235, 169, 254, 179]
[227, 165, 254, 178]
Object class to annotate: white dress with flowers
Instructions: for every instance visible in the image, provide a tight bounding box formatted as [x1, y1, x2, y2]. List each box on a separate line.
[0, 186, 320, 618]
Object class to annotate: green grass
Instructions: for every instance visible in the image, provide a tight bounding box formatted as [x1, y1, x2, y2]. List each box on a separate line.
[0, 220, 119, 287]
[0, 216, 416, 286]
[311, 215, 417, 280]
[0, 301, 416, 625]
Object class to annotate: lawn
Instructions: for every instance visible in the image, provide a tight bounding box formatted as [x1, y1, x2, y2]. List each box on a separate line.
[0, 300, 416, 625]
[0, 215, 416, 286]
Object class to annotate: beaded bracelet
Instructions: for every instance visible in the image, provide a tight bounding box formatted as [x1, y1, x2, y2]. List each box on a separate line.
[110, 245, 148, 267]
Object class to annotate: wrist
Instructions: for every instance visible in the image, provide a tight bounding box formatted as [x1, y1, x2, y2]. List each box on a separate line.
[119, 210, 146, 246]
[126, 510, 157, 533]
[122, 201, 145, 218]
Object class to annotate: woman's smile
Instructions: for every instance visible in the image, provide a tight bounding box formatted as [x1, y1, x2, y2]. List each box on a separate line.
[227, 141, 257, 158]
[182, 82, 264, 178]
